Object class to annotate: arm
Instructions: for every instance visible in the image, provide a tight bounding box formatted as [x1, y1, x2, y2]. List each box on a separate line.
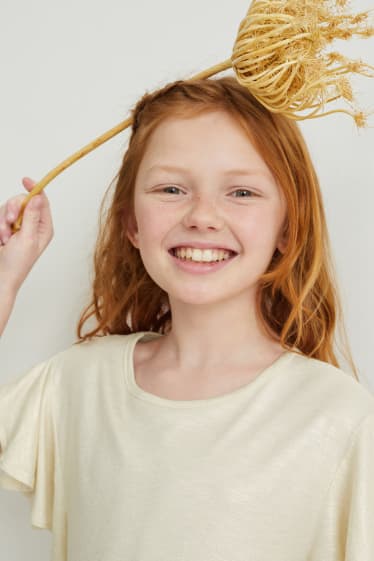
[0, 282, 17, 337]
[0, 177, 53, 339]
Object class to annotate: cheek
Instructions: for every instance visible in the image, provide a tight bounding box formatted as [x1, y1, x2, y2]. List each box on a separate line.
[238, 210, 276, 240]
[135, 201, 174, 244]
[237, 209, 283, 260]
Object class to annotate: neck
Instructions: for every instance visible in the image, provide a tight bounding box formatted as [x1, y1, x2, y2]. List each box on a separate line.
[158, 290, 282, 373]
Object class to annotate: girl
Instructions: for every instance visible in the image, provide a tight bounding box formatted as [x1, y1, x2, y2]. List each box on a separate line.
[1, 76, 374, 561]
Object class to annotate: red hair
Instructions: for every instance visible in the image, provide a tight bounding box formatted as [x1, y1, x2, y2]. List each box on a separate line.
[75, 76, 358, 380]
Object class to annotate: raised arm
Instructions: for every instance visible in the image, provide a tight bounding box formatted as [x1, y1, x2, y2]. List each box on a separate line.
[0, 178, 54, 336]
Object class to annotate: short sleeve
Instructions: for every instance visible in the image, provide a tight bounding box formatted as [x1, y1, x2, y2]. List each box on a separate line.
[308, 410, 374, 561]
[0, 359, 57, 529]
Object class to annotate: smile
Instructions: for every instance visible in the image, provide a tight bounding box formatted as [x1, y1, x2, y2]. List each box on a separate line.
[170, 247, 237, 263]
[168, 248, 238, 274]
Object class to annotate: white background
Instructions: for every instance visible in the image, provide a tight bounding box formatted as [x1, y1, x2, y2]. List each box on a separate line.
[0, 0, 373, 558]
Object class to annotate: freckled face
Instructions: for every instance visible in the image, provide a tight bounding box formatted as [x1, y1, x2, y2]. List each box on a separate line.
[126, 110, 287, 306]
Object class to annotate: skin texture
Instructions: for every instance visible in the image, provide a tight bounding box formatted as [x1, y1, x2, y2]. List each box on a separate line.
[0, 178, 53, 336]
[126, 110, 288, 390]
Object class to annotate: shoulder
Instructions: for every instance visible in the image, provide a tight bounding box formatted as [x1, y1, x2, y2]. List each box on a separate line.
[26, 332, 152, 406]
[286, 350, 374, 424]
[41, 332, 143, 381]
[52, 332, 144, 359]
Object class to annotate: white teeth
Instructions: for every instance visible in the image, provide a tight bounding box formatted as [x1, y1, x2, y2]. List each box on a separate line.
[173, 247, 232, 262]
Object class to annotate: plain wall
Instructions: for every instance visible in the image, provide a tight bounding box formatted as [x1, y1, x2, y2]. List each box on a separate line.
[0, 0, 373, 558]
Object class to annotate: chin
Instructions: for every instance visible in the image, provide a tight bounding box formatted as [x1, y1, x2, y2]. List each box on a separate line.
[167, 286, 244, 307]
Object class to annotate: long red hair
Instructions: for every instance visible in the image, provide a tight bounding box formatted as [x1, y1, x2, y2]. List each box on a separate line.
[75, 76, 358, 379]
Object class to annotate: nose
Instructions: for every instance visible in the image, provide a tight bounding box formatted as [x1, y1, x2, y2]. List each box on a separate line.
[181, 193, 225, 231]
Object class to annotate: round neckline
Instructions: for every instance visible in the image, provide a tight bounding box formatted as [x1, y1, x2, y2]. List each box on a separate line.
[124, 330, 297, 408]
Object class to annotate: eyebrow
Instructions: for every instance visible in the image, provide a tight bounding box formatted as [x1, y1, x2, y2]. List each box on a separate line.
[145, 164, 272, 180]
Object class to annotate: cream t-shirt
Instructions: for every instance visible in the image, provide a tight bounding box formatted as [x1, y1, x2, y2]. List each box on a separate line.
[1, 330, 374, 561]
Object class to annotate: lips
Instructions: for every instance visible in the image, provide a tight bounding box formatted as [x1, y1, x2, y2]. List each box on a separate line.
[168, 247, 238, 273]
[169, 242, 238, 253]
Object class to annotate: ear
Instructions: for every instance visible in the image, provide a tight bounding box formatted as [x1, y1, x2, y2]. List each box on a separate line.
[276, 221, 288, 255]
[126, 213, 139, 249]
[277, 237, 287, 255]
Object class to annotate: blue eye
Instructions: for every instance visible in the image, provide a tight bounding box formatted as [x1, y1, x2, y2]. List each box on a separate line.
[161, 186, 182, 194]
[232, 189, 255, 198]
[158, 186, 256, 197]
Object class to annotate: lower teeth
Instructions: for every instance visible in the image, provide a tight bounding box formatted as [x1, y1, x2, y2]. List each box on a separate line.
[176, 256, 226, 263]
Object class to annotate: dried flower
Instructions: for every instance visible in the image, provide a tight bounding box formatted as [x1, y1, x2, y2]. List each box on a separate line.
[230, 0, 374, 126]
[12, 0, 374, 231]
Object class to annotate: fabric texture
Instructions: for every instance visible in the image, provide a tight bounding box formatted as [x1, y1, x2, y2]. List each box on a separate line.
[1, 330, 374, 561]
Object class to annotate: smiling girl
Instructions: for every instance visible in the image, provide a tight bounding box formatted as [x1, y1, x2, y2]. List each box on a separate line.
[1, 77, 374, 561]
[125, 107, 289, 399]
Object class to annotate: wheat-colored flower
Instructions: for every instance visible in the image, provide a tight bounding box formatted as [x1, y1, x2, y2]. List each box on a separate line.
[227, 0, 374, 124]
[12, 0, 374, 232]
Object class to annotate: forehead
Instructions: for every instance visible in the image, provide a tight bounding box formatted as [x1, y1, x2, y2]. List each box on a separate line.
[138, 110, 271, 174]
[147, 110, 252, 144]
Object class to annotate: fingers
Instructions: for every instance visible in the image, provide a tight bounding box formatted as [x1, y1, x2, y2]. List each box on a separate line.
[19, 195, 43, 241]
[0, 200, 20, 244]
[0, 178, 38, 244]
[22, 177, 36, 191]
[21, 177, 49, 207]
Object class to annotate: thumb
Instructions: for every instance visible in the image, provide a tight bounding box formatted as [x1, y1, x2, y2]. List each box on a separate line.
[20, 196, 42, 239]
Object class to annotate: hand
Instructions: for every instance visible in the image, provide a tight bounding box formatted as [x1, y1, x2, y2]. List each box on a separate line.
[0, 178, 54, 293]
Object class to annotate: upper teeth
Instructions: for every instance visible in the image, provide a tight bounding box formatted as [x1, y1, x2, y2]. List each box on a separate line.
[173, 247, 233, 262]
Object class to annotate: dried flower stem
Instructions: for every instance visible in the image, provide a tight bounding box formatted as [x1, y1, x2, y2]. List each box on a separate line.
[11, 0, 374, 232]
